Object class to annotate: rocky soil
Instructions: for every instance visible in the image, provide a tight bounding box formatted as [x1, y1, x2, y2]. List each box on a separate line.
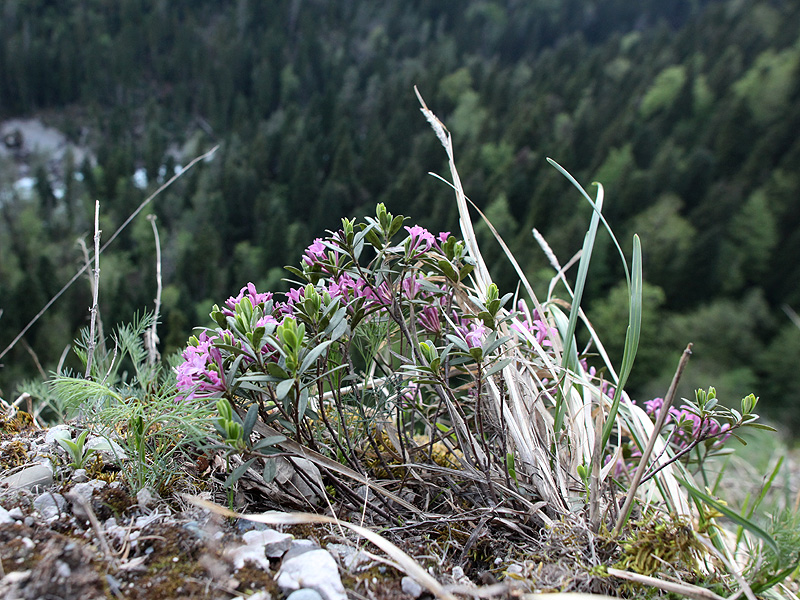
[0, 413, 518, 600]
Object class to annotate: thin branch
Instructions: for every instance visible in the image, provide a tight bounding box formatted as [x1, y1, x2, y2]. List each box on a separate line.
[145, 214, 162, 365]
[607, 567, 725, 600]
[614, 343, 693, 535]
[0, 145, 219, 362]
[85, 200, 101, 379]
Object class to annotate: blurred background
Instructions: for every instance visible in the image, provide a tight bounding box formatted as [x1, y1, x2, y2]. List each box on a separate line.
[1, 0, 798, 437]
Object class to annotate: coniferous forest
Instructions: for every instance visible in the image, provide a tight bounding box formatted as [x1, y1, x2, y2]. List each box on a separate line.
[1, 0, 800, 435]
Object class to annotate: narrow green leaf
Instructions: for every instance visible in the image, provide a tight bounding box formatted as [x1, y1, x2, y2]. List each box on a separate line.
[601, 234, 642, 447]
[299, 339, 334, 374]
[242, 404, 259, 438]
[223, 458, 257, 489]
[484, 357, 513, 377]
[677, 477, 779, 554]
[275, 378, 295, 400]
[553, 182, 603, 431]
[262, 459, 277, 484]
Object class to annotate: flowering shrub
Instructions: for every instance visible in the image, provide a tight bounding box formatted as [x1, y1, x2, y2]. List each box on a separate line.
[175, 204, 557, 504]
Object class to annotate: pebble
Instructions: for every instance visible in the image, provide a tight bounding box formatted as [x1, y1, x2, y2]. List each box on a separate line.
[287, 589, 324, 600]
[401, 576, 424, 598]
[67, 482, 97, 520]
[283, 539, 320, 561]
[0, 505, 14, 524]
[136, 487, 159, 510]
[277, 548, 347, 600]
[34, 492, 68, 520]
[72, 468, 89, 483]
[243, 528, 293, 558]
[44, 425, 72, 446]
[0, 463, 53, 492]
[85, 436, 128, 461]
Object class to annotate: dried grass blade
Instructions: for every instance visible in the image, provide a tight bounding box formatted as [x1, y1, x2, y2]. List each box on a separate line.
[607, 567, 726, 600]
[184, 495, 458, 600]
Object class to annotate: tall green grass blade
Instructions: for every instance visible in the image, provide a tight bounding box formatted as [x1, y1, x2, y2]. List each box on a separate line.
[601, 234, 642, 447]
[678, 477, 779, 554]
[547, 158, 632, 287]
[551, 174, 604, 432]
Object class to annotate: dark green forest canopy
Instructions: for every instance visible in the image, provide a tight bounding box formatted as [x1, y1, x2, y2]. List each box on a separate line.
[1, 0, 799, 432]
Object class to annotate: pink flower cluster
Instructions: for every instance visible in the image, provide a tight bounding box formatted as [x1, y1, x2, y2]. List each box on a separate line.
[511, 301, 555, 348]
[175, 331, 229, 401]
[223, 282, 273, 317]
[643, 398, 731, 449]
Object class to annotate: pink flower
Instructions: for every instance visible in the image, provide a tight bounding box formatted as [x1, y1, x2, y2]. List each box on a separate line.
[175, 332, 229, 401]
[402, 275, 421, 299]
[417, 305, 441, 334]
[463, 322, 488, 349]
[511, 301, 554, 347]
[303, 238, 327, 266]
[404, 225, 435, 258]
[224, 282, 273, 316]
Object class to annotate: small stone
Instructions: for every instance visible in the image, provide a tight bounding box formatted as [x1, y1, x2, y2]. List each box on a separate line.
[34, 492, 68, 519]
[8, 507, 24, 519]
[24, 516, 34, 526]
[277, 548, 346, 600]
[55, 560, 72, 579]
[45, 425, 72, 446]
[72, 468, 89, 483]
[0, 505, 14, 524]
[326, 543, 369, 571]
[283, 539, 320, 562]
[66, 482, 96, 520]
[85, 436, 128, 461]
[136, 487, 159, 510]
[287, 590, 324, 600]
[401, 576, 424, 598]
[1, 463, 53, 492]
[451, 566, 464, 580]
[242, 528, 293, 558]
[248, 592, 274, 600]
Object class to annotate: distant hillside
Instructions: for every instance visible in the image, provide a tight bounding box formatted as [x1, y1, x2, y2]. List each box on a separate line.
[1, 0, 799, 434]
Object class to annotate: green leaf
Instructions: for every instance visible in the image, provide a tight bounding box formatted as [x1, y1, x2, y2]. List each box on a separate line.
[253, 435, 287, 450]
[677, 477, 779, 554]
[262, 459, 278, 484]
[601, 234, 642, 447]
[275, 378, 295, 400]
[550, 171, 602, 434]
[299, 340, 334, 374]
[437, 259, 458, 281]
[223, 458, 257, 489]
[484, 357, 513, 377]
[242, 404, 259, 438]
[297, 388, 309, 420]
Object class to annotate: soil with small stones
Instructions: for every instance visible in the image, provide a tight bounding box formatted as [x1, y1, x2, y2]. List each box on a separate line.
[0, 416, 514, 600]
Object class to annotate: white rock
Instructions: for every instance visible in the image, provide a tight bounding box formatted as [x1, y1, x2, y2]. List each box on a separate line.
[226, 529, 292, 571]
[66, 482, 95, 520]
[33, 492, 67, 519]
[242, 528, 293, 558]
[287, 590, 324, 600]
[401, 576, 424, 598]
[45, 425, 72, 446]
[0, 505, 14, 524]
[71, 468, 89, 483]
[85, 436, 128, 461]
[277, 549, 346, 600]
[283, 539, 319, 561]
[1, 464, 53, 492]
